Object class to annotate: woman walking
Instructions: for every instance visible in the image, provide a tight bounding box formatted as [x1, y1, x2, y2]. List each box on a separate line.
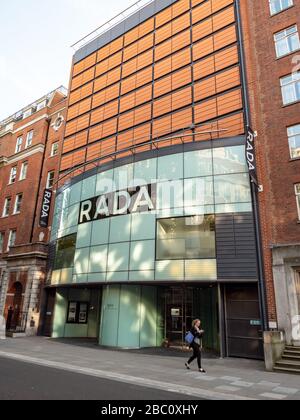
[185, 319, 206, 373]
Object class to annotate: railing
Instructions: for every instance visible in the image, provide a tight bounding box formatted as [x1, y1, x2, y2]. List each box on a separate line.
[6, 311, 28, 334]
[71, 0, 154, 51]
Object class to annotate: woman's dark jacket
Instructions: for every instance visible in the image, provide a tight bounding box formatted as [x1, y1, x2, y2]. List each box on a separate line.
[190, 327, 204, 348]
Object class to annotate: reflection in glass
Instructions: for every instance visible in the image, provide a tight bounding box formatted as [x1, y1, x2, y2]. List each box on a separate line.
[156, 216, 215, 260]
[213, 145, 247, 175]
[54, 234, 77, 270]
[214, 173, 251, 204]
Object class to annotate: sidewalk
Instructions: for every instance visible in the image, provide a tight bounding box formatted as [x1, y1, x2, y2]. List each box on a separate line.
[0, 337, 299, 400]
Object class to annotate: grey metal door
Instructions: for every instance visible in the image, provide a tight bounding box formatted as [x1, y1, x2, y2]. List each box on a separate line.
[225, 284, 264, 359]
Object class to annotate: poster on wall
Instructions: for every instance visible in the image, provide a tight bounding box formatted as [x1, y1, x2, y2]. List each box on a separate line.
[79, 303, 88, 324]
[67, 302, 77, 323]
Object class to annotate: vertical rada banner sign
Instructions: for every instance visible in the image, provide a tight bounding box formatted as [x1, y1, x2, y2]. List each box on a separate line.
[246, 127, 258, 186]
[39, 189, 53, 227]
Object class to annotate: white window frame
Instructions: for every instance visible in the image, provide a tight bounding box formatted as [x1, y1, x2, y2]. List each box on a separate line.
[9, 167, 17, 184]
[269, 0, 294, 15]
[13, 194, 23, 215]
[281, 72, 300, 105]
[23, 109, 32, 119]
[25, 130, 34, 148]
[7, 230, 16, 251]
[15, 136, 23, 154]
[51, 142, 59, 157]
[46, 171, 55, 189]
[296, 184, 300, 220]
[2, 197, 11, 217]
[0, 232, 4, 253]
[287, 125, 300, 159]
[36, 100, 47, 111]
[19, 162, 28, 181]
[274, 25, 300, 58]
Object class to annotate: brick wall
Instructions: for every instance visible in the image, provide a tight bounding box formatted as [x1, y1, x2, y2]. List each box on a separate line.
[239, 0, 300, 322]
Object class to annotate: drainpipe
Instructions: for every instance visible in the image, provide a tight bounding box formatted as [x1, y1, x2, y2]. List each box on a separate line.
[235, 0, 269, 332]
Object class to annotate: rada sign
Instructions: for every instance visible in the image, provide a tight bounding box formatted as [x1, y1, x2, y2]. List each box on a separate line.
[39, 189, 53, 228]
[79, 184, 156, 224]
[246, 127, 258, 186]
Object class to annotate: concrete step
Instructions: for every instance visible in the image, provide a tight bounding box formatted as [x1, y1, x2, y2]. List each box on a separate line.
[274, 366, 300, 375]
[284, 349, 300, 356]
[285, 346, 300, 352]
[275, 360, 300, 371]
[282, 355, 300, 361]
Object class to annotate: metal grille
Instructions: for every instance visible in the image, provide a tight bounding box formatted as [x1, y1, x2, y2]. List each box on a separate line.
[6, 311, 28, 333]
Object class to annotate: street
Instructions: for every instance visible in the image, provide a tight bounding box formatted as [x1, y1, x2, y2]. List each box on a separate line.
[0, 356, 200, 401]
[0, 337, 299, 400]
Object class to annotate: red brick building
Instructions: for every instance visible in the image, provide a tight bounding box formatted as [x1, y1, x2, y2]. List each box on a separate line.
[0, 87, 67, 335]
[240, 0, 300, 346]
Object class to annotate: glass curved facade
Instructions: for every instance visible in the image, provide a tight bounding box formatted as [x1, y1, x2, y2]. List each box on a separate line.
[50, 144, 251, 286]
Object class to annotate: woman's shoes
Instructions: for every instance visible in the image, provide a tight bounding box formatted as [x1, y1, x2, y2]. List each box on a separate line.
[185, 362, 191, 370]
[199, 368, 206, 373]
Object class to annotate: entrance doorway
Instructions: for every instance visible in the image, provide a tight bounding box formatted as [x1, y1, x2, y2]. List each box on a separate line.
[161, 286, 219, 354]
[224, 284, 264, 359]
[6, 282, 24, 332]
[43, 288, 56, 337]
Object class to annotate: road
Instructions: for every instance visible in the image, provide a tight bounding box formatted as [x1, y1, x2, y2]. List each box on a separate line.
[0, 356, 201, 400]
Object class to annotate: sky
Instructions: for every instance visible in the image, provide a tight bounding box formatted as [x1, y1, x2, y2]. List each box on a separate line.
[0, 0, 136, 121]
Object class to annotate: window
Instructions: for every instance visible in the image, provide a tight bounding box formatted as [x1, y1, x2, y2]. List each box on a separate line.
[23, 109, 32, 119]
[36, 100, 47, 111]
[296, 184, 300, 220]
[274, 26, 300, 58]
[9, 167, 17, 184]
[67, 302, 89, 324]
[0, 232, 4, 253]
[7, 230, 16, 251]
[281, 72, 300, 105]
[51, 142, 59, 157]
[13, 194, 23, 214]
[54, 234, 77, 270]
[288, 125, 300, 158]
[15, 136, 23, 153]
[46, 171, 55, 188]
[2, 198, 11, 217]
[19, 162, 28, 180]
[25, 130, 34, 148]
[156, 215, 216, 260]
[269, 0, 293, 15]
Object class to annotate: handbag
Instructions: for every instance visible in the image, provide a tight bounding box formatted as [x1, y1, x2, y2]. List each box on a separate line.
[185, 331, 194, 345]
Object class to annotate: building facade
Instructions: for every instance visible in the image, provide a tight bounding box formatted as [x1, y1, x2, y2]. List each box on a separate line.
[240, 0, 300, 346]
[0, 87, 67, 336]
[44, 0, 267, 359]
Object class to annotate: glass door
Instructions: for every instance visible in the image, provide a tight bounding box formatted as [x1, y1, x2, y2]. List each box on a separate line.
[165, 287, 184, 346]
